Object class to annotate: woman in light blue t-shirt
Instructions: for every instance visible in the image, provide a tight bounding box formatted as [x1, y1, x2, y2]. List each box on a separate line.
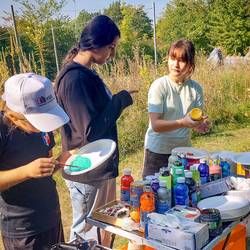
[143, 39, 210, 178]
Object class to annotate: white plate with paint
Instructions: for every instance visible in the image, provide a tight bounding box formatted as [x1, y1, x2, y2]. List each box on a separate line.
[197, 195, 250, 221]
[172, 147, 209, 159]
[62, 139, 116, 183]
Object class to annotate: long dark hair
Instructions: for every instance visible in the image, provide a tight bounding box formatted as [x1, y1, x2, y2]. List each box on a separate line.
[63, 15, 120, 66]
[168, 39, 196, 75]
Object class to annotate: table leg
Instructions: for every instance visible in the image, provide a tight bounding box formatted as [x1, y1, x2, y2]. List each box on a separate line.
[97, 227, 102, 245]
[110, 233, 116, 248]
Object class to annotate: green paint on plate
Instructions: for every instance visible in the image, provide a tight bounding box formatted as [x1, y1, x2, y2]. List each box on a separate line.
[69, 155, 92, 172]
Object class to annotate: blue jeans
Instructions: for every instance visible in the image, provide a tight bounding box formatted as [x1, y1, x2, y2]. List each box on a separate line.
[65, 180, 98, 241]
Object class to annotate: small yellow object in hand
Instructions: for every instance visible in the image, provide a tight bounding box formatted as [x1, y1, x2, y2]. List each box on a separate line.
[189, 108, 203, 121]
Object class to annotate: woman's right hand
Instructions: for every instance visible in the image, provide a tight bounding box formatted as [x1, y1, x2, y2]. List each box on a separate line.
[24, 157, 56, 178]
[181, 114, 202, 128]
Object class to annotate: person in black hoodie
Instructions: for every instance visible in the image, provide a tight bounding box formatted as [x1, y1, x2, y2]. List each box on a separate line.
[55, 15, 135, 245]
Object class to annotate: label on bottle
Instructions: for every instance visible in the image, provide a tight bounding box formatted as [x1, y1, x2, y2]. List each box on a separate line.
[175, 195, 189, 206]
[156, 202, 169, 214]
[200, 176, 208, 185]
[121, 190, 130, 202]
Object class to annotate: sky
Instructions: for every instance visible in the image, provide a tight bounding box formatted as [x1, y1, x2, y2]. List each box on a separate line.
[0, 0, 169, 25]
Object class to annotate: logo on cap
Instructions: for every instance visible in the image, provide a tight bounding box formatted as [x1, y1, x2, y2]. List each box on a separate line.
[36, 94, 54, 106]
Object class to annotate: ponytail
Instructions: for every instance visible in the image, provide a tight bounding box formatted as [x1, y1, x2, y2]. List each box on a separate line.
[62, 44, 80, 68]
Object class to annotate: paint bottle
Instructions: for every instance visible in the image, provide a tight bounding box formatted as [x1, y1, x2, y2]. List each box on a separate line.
[190, 164, 201, 201]
[130, 180, 144, 211]
[174, 177, 189, 206]
[198, 159, 209, 184]
[168, 151, 180, 169]
[219, 157, 231, 177]
[156, 180, 170, 214]
[120, 168, 134, 202]
[190, 164, 201, 185]
[173, 168, 184, 186]
[200, 208, 223, 238]
[159, 168, 172, 208]
[209, 159, 222, 182]
[185, 171, 198, 207]
[180, 153, 189, 170]
[140, 184, 155, 229]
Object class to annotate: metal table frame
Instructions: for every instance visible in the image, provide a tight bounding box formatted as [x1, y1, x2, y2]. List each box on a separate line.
[86, 216, 247, 250]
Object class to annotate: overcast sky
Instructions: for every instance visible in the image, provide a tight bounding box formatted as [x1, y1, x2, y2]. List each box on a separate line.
[0, 0, 169, 25]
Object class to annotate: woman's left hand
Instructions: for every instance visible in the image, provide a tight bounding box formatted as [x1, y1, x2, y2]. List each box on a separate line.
[193, 119, 211, 134]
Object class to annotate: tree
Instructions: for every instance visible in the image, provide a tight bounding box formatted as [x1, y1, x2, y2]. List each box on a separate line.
[70, 10, 99, 39]
[157, 0, 209, 53]
[103, 1, 123, 26]
[15, 0, 66, 76]
[0, 27, 10, 49]
[207, 0, 250, 55]
[118, 4, 153, 59]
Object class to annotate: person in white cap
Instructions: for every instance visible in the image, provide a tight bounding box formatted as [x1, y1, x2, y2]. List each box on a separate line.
[0, 73, 69, 250]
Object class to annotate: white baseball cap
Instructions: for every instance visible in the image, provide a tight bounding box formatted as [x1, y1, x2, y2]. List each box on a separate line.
[2, 73, 69, 132]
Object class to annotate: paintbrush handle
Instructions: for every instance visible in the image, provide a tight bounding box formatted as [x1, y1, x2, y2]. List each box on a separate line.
[57, 163, 82, 169]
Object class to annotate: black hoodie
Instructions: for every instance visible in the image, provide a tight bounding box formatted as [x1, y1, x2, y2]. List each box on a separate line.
[55, 62, 133, 180]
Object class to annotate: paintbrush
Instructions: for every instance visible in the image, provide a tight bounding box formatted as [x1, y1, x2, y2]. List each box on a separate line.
[57, 162, 83, 170]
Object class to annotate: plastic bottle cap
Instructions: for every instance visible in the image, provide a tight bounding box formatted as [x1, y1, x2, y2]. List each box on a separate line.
[123, 168, 131, 175]
[159, 180, 167, 187]
[220, 157, 225, 161]
[177, 177, 185, 183]
[176, 169, 183, 174]
[200, 158, 207, 163]
[143, 185, 152, 192]
[154, 173, 160, 179]
[145, 175, 155, 181]
[144, 180, 151, 186]
[160, 166, 168, 172]
[185, 171, 193, 178]
[190, 165, 196, 171]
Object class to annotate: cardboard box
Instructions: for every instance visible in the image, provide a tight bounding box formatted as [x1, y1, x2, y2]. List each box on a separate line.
[146, 214, 209, 250]
[92, 200, 128, 228]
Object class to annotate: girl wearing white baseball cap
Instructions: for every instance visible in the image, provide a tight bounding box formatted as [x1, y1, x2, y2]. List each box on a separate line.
[0, 73, 69, 249]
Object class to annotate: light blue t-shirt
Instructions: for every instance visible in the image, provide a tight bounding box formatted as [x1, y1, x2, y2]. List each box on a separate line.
[145, 75, 204, 154]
